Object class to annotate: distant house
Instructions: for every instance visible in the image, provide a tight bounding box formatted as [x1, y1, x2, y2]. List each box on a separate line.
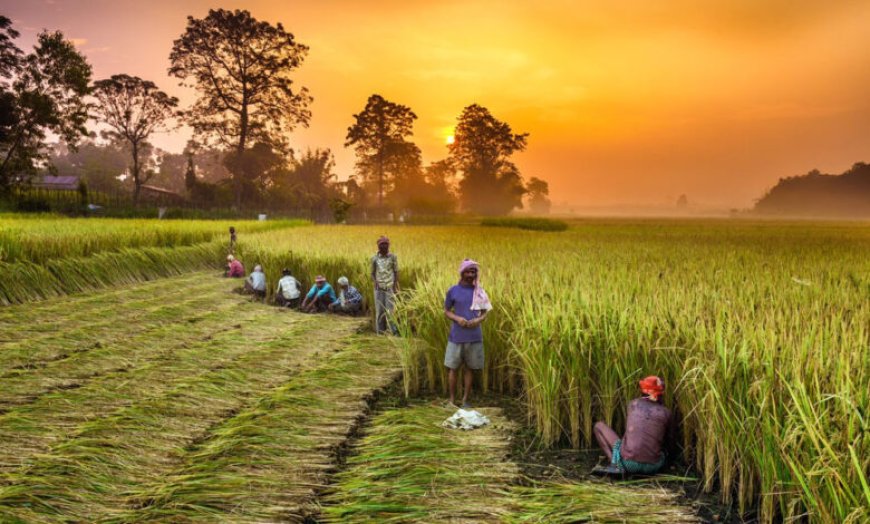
[33, 175, 80, 191]
[140, 184, 185, 204]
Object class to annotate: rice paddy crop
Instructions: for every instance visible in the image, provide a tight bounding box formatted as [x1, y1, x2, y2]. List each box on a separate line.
[235, 220, 869, 523]
[1, 217, 867, 522]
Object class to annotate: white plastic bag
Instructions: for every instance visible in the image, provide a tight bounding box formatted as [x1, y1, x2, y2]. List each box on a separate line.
[442, 408, 491, 430]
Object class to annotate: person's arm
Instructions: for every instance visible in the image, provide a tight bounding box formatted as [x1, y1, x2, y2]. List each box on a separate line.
[467, 308, 490, 328]
[371, 257, 378, 290]
[443, 289, 467, 327]
[392, 254, 399, 292]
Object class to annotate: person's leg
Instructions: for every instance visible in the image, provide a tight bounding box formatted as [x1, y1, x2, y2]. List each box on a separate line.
[594, 422, 619, 462]
[448, 368, 458, 405]
[385, 289, 397, 334]
[374, 289, 385, 333]
[444, 342, 461, 405]
[276, 295, 287, 307]
[461, 366, 473, 406]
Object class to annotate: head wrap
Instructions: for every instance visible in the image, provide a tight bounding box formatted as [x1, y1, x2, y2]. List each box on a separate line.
[639, 376, 665, 402]
[254, 264, 262, 272]
[458, 259, 492, 311]
[337, 276, 349, 286]
[227, 254, 235, 262]
[282, 268, 291, 276]
[315, 275, 326, 284]
[377, 235, 390, 246]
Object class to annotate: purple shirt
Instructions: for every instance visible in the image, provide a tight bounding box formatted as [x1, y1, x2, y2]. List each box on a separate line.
[445, 283, 483, 344]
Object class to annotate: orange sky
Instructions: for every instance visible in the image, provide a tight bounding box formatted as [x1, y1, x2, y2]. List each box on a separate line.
[4, 0, 870, 209]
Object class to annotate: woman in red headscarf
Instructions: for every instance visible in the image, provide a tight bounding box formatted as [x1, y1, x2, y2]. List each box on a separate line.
[593, 375, 674, 475]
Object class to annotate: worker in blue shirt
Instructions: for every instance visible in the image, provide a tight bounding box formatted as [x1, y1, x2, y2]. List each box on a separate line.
[301, 275, 337, 313]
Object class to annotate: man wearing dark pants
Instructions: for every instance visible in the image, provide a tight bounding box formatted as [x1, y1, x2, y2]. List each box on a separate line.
[444, 259, 492, 408]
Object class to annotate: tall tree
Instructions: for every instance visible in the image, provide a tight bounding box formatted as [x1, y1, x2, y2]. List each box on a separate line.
[169, 8, 311, 207]
[91, 74, 178, 205]
[526, 176, 551, 215]
[345, 94, 418, 208]
[0, 26, 91, 190]
[50, 140, 128, 193]
[449, 104, 528, 215]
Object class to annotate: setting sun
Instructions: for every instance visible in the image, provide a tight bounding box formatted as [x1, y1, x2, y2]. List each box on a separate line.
[446, 135, 455, 145]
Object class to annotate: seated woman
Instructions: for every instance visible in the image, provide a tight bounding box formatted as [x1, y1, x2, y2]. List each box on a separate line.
[225, 255, 245, 278]
[328, 276, 363, 315]
[593, 376, 674, 475]
[300, 275, 336, 313]
[244, 264, 266, 299]
[275, 268, 302, 308]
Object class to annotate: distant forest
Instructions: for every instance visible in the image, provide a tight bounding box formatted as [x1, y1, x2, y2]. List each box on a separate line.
[753, 162, 870, 218]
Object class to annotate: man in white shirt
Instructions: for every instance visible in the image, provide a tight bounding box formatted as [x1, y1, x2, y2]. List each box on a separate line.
[275, 268, 301, 308]
[244, 264, 267, 299]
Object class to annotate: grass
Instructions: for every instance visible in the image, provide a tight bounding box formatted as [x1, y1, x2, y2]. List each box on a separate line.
[1, 218, 867, 522]
[0, 272, 406, 522]
[480, 217, 569, 231]
[236, 221, 869, 523]
[322, 402, 698, 523]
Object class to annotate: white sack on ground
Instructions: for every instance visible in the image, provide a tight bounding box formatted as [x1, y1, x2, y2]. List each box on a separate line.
[442, 409, 491, 430]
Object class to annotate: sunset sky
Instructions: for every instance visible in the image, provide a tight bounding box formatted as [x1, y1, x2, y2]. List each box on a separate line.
[3, 0, 870, 210]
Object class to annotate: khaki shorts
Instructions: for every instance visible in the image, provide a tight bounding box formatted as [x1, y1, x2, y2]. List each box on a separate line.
[444, 341, 484, 370]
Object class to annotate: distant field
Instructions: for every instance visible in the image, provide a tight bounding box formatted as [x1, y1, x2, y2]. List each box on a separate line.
[0, 217, 867, 523]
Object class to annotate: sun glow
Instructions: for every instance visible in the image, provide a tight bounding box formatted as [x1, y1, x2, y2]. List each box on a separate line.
[446, 135, 455, 144]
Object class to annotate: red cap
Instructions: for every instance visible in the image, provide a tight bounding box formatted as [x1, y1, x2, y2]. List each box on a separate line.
[639, 376, 665, 401]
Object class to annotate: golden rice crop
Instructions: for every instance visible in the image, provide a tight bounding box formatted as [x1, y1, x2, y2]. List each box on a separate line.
[236, 219, 869, 523]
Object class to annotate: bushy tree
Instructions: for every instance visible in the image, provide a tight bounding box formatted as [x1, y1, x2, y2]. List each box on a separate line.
[272, 148, 338, 218]
[345, 94, 419, 208]
[169, 8, 311, 207]
[449, 104, 528, 215]
[0, 22, 91, 190]
[526, 176, 551, 215]
[91, 74, 179, 204]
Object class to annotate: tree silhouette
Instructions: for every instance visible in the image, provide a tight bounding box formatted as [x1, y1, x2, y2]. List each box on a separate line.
[345, 94, 419, 208]
[169, 8, 311, 207]
[449, 104, 528, 215]
[0, 25, 91, 190]
[526, 176, 551, 215]
[91, 74, 179, 205]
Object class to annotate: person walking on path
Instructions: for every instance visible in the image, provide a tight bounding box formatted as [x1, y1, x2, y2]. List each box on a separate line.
[329, 276, 363, 315]
[275, 268, 302, 308]
[371, 236, 399, 334]
[301, 275, 337, 313]
[228, 226, 237, 253]
[593, 376, 674, 475]
[444, 259, 492, 408]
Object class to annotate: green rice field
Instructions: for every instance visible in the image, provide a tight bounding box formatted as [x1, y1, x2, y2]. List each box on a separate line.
[0, 215, 867, 523]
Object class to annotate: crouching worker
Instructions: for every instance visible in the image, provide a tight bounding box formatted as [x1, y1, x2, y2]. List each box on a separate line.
[593, 376, 674, 476]
[301, 275, 336, 313]
[329, 276, 363, 315]
[244, 264, 266, 299]
[275, 268, 302, 308]
[225, 254, 244, 278]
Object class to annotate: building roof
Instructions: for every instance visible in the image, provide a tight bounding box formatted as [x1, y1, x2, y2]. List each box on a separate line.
[34, 175, 80, 190]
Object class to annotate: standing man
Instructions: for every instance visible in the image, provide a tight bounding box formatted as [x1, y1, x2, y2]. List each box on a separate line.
[444, 259, 492, 408]
[371, 236, 399, 334]
[593, 376, 674, 475]
[228, 226, 237, 254]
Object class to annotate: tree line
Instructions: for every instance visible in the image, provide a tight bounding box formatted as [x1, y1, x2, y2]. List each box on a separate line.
[0, 9, 550, 218]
